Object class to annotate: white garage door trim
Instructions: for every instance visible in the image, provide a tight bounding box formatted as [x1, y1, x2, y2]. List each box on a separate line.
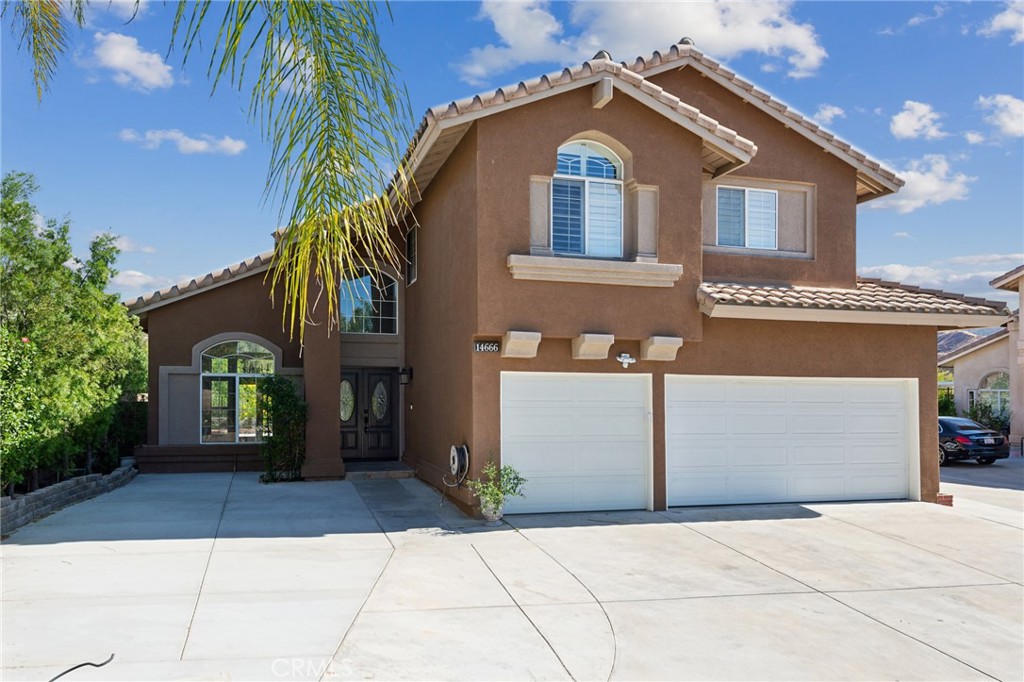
[665, 375, 920, 506]
[500, 372, 654, 514]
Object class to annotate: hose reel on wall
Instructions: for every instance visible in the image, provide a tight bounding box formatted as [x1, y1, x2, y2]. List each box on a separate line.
[441, 443, 470, 504]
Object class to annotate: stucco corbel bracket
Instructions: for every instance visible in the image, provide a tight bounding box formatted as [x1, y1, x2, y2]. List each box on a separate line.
[593, 78, 614, 109]
[502, 331, 542, 358]
[641, 336, 684, 361]
[572, 333, 615, 360]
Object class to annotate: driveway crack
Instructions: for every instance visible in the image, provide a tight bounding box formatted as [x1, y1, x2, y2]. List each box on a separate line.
[178, 472, 235, 661]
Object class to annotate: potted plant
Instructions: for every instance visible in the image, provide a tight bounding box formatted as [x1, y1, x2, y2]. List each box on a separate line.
[466, 460, 526, 525]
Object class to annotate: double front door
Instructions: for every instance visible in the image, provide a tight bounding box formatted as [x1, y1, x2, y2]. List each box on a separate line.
[340, 368, 398, 460]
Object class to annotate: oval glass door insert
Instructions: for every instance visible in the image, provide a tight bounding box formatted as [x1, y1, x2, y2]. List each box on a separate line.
[371, 380, 389, 421]
[339, 380, 355, 421]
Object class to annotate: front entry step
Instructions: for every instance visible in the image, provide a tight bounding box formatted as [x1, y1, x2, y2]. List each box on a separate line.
[344, 461, 415, 481]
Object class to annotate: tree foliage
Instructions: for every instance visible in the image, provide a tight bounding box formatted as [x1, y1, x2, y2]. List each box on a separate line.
[0, 171, 147, 488]
[256, 375, 308, 481]
[4, 1, 414, 343]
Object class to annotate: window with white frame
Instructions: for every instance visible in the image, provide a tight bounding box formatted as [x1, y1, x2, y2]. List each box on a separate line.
[551, 141, 623, 258]
[717, 186, 778, 250]
[200, 340, 274, 443]
[340, 269, 398, 334]
[976, 371, 1010, 414]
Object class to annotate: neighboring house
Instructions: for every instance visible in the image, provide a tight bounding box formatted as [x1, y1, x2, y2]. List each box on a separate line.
[991, 266, 1024, 443]
[127, 42, 1010, 512]
[938, 328, 1011, 420]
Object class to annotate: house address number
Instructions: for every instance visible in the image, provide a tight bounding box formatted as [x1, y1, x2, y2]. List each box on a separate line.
[474, 341, 500, 353]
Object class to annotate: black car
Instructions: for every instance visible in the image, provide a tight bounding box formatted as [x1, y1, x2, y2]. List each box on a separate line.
[938, 417, 1010, 466]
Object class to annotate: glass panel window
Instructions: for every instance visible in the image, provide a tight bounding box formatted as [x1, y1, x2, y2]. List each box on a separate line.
[551, 141, 623, 258]
[716, 186, 778, 250]
[340, 269, 398, 335]
[552, 179, 584, 255]
[200, 340, 274, 444]
[977, 372, 1010, 415]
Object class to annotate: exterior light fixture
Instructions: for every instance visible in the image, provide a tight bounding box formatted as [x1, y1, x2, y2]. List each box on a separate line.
[399, 367, 414, 385]
[616, 353, 637, 368]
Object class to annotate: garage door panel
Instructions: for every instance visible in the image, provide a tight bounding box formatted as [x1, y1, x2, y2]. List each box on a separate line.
[666, 376, 913, 506]
[730, 413, 788, 435]
[791, 413, 845, 434]
[788, 383, 845, 403]
[670, 413, 727, 436]
[731, 445, 788, 467]
[502, 373, 650, 514]
[668, 381, 728, 404]
[791, 445, 846, 465]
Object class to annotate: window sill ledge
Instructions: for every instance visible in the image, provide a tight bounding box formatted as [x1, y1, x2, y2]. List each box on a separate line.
[507, 254, 683, 288]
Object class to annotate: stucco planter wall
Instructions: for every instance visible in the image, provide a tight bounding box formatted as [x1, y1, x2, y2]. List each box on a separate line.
[0, 465, 137, 535]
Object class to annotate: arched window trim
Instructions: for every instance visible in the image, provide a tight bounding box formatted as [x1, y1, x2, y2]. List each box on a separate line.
[199, 339, 274, 444]
[975, 370, 1010, 415]
[340, 268, 399, 336]
[551, 140, 624, 259]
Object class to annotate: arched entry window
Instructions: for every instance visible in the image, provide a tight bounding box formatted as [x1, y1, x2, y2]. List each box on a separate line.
[551, 141, 624, 258]
[971, 371, 1010, 415]
[200, 340, 274, 443]
[340, 269, 398, 334]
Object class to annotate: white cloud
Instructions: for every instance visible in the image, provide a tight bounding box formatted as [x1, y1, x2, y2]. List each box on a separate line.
[92, 31, 173, 91]
[893, 231, 912, 239]
[979, 0, 1024, 44]
[907, 3, 949, 27]
[813, 103, 845, 126]
[113, 236, 156, 254]
[859, 254, 1023, 305]
[978, 94, 1024, 138]
[455, 0, 827, 85]
[869, 154, 974, 214]
[112, 270, 171, 290]
[890, 100, 948, 140]
[119, 128, 247, 155]
[964, 131, 986, 144]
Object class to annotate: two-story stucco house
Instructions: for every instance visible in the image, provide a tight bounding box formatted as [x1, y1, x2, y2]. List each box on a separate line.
[127, 42, 1009, 513]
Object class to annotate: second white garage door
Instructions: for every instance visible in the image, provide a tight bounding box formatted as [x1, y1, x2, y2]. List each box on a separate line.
[666, 376, 918, 506]
[501, 372, 652, 514]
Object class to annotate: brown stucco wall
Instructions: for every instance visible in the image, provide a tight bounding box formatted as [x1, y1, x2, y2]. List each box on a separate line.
[474, 86, 706, 342]
[144, 273, 303, 450]
[648, 66, 859, 287]
[469, 320, 940, 508]
[402, 125, 480, 505]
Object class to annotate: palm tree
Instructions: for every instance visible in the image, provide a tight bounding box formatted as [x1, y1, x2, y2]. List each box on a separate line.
[3, 0, 413, 343]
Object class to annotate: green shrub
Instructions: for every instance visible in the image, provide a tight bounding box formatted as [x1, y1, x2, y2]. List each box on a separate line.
[256, 376, 308, 481]
[965, 401, 1011, 434]
[466, 460, 527, 513]
[937, 389, 956, 417]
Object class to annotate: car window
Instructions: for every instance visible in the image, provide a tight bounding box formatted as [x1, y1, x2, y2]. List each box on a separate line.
[944, 417, 988, 431]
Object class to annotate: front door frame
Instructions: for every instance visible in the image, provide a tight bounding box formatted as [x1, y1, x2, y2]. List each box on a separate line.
[340, 367, 400, 461]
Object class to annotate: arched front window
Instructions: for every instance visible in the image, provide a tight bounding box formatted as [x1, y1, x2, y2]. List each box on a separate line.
[973, 371, 1010, 415]
[200, 340, 274, 443]
[340, 269, 398, 334]
[551, 141, 623, 258]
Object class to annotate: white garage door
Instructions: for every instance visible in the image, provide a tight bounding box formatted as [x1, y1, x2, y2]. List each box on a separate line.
[666, 376, 917, 506]
[501, 372, 651, 513]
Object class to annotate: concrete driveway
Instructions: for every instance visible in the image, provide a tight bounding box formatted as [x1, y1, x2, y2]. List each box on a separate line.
[2, 473, 1022, 682]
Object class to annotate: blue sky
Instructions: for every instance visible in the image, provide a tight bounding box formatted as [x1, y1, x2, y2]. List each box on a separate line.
[3, 1, 1022, 306]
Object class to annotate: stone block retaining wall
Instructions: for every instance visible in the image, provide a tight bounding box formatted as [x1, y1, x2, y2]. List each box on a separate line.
[1, 465, 136, 536]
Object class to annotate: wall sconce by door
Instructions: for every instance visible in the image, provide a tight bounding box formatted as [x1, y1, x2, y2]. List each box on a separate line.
[399, 367, 414, 385]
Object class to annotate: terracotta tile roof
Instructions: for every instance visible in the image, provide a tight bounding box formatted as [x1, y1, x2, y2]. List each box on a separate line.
[622, 42, 904, 194]
[126, 250, 274, 313]
[420, 57, 757, 159]
[698, 278, 1008, 317]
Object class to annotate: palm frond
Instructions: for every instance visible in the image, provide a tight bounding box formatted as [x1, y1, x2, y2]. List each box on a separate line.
[171, 1, 414, 343]
[3, 0, 70, 101]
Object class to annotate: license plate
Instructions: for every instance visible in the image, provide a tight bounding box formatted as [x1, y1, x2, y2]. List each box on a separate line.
[984, 438, 994, 445]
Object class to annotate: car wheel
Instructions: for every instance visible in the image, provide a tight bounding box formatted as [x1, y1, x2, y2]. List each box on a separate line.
[976, 458, 996, 465]
[939, 448, 948, 466]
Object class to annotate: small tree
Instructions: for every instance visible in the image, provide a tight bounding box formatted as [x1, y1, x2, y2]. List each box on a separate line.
[256, 376, 308, 482]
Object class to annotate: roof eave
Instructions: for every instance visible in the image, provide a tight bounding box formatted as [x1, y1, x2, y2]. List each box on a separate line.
[937, 328, 1010, 366]
[702, 302, 1010, 328]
